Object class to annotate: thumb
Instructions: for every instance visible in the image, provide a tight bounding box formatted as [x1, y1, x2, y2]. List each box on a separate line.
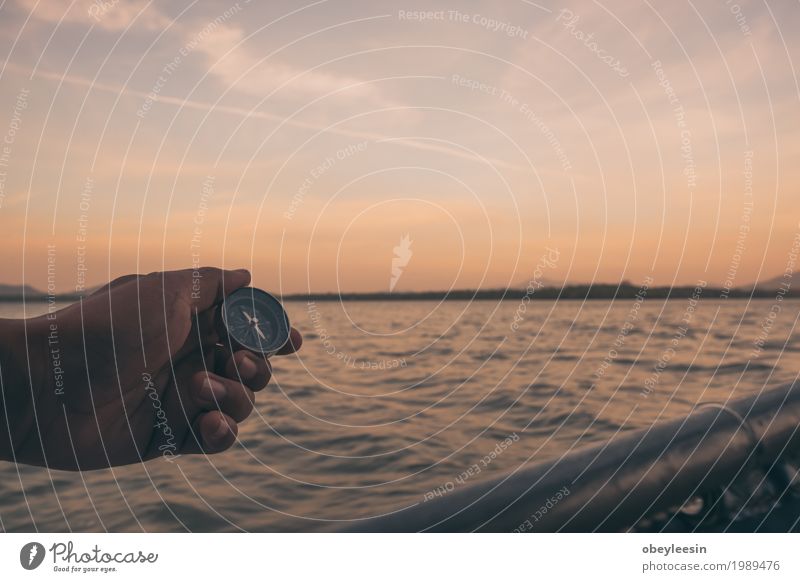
[170, 268, 251, 359]
[179, 267, 251, 312]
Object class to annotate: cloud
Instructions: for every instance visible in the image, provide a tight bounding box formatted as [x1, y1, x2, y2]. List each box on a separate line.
[196, 23, 388, 103]
[15, 2, 387, 104]
[16, 0, 171, 31]
[4, 62, 522, 171]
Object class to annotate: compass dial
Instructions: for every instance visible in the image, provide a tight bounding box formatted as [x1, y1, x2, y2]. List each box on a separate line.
[221, 287, 291, 356]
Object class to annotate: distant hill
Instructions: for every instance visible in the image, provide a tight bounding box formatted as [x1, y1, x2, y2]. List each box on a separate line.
[0, 284, 91, 301]
[746, 273, 795, 291]
[0, 284, 43, 298]
[512, 277, 564, 289]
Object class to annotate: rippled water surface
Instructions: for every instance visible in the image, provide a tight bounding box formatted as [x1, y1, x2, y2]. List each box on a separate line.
[1, 298, 798, 531]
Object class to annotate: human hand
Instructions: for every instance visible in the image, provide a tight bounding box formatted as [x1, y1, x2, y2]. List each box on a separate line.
[0, 268, 302, 471]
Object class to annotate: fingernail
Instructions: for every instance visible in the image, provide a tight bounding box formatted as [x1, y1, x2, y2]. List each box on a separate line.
[212, 416, 230, 439]
[240, 355, 258, 378]
[201, 377, 227, 403]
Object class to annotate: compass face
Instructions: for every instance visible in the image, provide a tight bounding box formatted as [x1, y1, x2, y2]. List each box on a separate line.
[221, 287, 291, 356]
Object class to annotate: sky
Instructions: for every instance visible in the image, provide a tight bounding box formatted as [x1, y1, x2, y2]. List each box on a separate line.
[0, 0, 798, 294]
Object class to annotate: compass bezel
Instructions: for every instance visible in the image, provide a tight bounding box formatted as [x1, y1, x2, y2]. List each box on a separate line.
[220, 287, 291, 356]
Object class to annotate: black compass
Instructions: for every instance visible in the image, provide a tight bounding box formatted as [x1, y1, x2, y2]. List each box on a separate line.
[219, 287, 291, 356]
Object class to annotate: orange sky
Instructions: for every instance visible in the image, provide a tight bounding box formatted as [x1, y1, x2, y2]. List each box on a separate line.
[1, 0, 798, 293]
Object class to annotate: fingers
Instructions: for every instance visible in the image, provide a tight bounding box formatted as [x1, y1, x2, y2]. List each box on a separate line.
[182, 411, 238, 455]
[191, 371, 256, 422]
[180, 370, 252, 455]
[225, 350, 271, 391]
[275, 327, 303, 356]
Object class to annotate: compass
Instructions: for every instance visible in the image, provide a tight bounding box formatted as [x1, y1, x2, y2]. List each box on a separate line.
[219, 287, 291, 356]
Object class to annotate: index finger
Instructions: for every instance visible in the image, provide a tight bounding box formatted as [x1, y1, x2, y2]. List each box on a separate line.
[274, 327, 303, 356]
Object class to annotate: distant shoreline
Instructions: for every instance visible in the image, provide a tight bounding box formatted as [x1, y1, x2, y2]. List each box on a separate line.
[288, 286, 797, 301]
[2, 284, 795, 303]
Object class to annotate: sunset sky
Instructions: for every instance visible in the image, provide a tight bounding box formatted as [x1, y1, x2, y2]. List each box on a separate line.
[0, 0, 798, 294]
